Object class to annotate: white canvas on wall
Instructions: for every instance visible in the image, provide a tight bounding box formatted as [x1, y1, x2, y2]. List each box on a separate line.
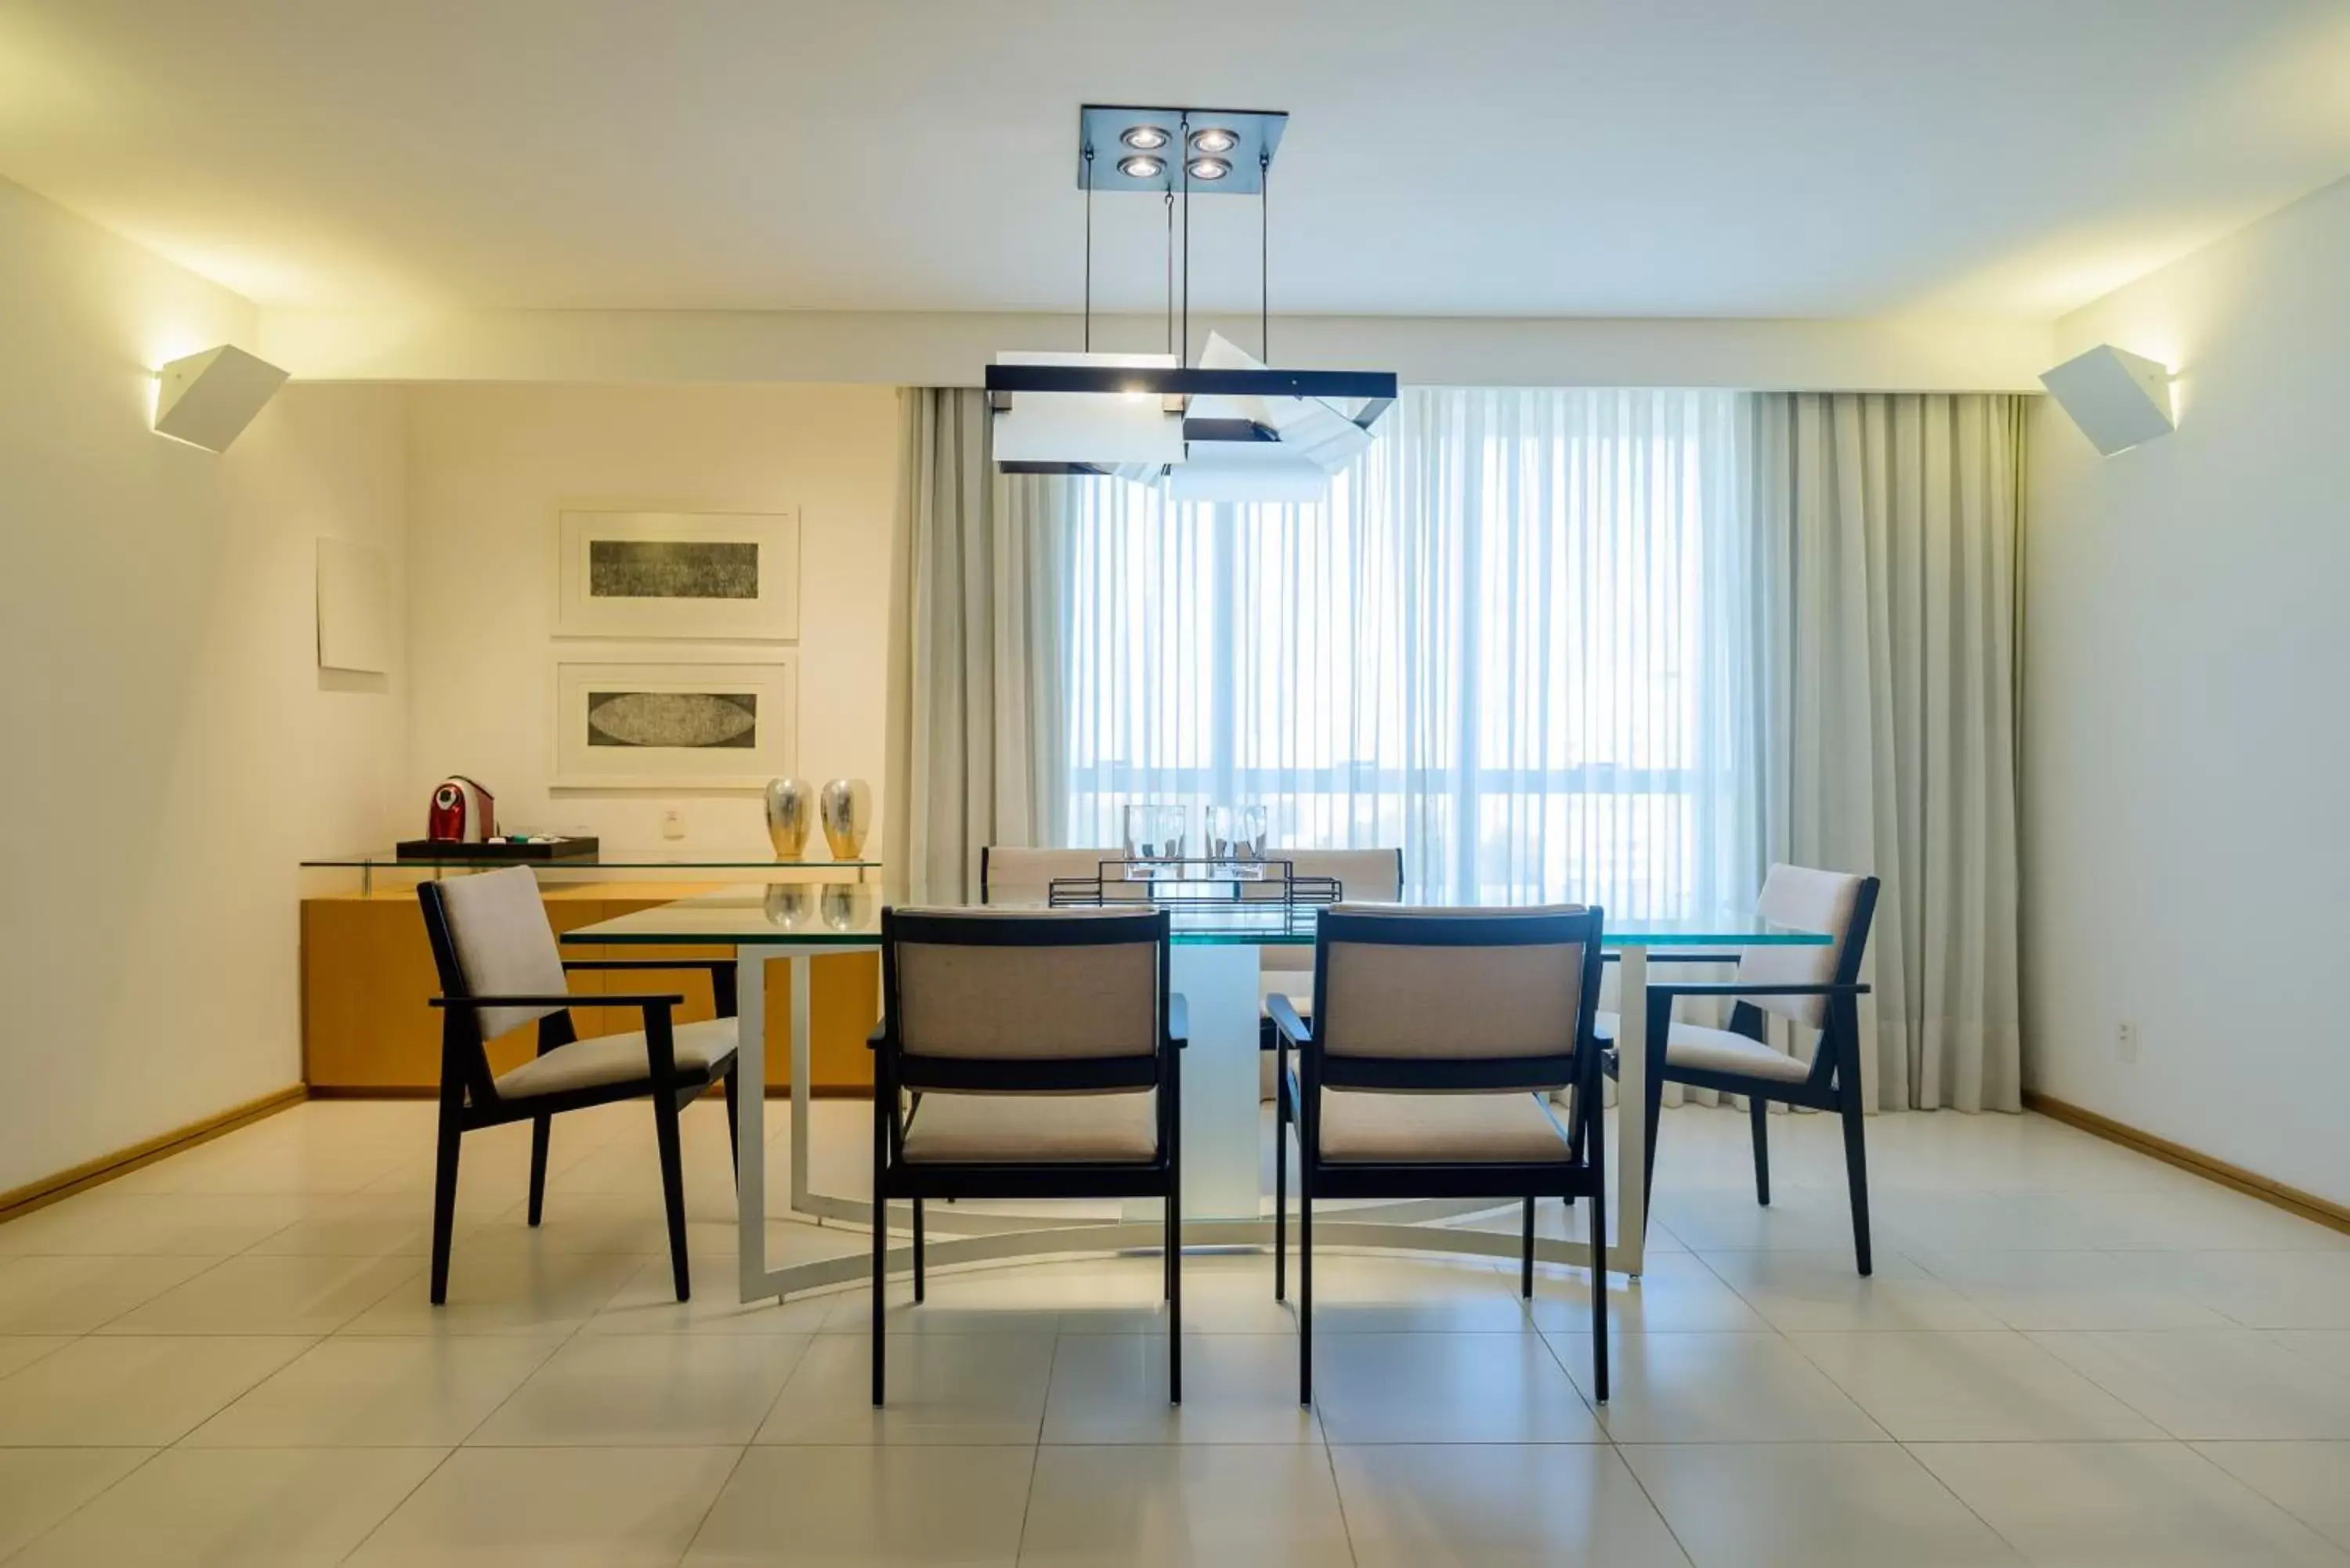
[316, 536, 390, 673]
[555, 507, 800, 641]
[551, 649, 797, 789]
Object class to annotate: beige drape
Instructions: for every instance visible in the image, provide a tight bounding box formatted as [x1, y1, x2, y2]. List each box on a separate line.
[884, 388, 1072, 904]
[1749, 392, 2026, 1112]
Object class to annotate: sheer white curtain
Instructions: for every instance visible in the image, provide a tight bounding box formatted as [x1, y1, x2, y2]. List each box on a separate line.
[1055, 387, 1763, 919]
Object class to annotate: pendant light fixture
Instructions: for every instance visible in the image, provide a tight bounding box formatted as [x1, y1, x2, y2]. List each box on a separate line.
[988, 105, 1396, 500]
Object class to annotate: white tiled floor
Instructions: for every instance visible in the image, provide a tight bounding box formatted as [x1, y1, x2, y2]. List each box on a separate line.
[0, 1099, 2346, 1565]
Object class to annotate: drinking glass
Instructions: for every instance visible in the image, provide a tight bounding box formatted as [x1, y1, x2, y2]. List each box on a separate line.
[1122, 803, 1187, 877]
[1205, 804, 1268, 878]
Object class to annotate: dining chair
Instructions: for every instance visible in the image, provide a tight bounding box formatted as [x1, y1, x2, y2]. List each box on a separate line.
[1600, 864, 1881, 1274]
[871, 906, 1187, 1404]
[1253, 847, 1403, 1099]
[977, 845, 1151, 906]
[417, 866, 742, 1304]
[1271, 903, 1610, 1406]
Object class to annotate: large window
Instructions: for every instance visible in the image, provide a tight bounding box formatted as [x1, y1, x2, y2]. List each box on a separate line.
[1056, 388, 1764, 917]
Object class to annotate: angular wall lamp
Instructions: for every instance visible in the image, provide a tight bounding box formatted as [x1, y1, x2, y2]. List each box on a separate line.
[2039, 344, 2175, 457]
[152, 345, 288, 452]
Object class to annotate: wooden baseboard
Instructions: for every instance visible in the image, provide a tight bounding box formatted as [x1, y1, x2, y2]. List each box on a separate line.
[2024, 1090, 2350, 1237]
[0, 1086, 309, 1226]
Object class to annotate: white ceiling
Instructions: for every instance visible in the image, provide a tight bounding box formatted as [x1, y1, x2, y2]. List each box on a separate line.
[2, 0, 2348, 320]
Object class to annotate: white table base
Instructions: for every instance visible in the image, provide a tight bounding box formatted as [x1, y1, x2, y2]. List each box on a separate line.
[733, 941, 1654, 1302]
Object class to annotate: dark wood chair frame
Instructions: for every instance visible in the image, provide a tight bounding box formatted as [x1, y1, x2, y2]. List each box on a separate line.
[870, 908, 1188, 1405]
[1250, 847, 1405, 1057]
[1603, 875, 1882, 1274]
[417, 880, 743, 1307]
[1271, 905, 1611, 1407]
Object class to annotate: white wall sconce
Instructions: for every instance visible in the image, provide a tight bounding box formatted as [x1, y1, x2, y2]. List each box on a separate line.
[152, 344, 288, 452]
[2039, 344, 2175, 457]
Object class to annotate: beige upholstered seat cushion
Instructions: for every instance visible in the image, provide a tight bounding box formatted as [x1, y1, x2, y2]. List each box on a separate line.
[1260, 974, 1311, 1017]
[1664, 1023, 1812, 1082]
[1317, 1090, 1574, 1163]
[493, 1016, 737, 1100]
[1593, 1011, 1811, 1085]
[899, 1091, 1158, 1163]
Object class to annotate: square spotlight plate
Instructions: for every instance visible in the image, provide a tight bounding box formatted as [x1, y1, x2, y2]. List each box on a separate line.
[1079, 105, 1288, 195]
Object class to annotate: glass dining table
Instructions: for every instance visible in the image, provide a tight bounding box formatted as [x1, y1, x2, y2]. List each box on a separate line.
[564, 885, 1831, 1303]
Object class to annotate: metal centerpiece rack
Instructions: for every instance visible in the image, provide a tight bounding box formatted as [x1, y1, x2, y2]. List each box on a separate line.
[1047, 858, 1342, 936]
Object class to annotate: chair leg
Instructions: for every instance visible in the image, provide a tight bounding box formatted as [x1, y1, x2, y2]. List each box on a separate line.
[1520, 1196, 1536, 1299]
[870, 1198, 887, 1405]
[1273, 1082, 1288, 1302]
[911, 1198, 925, 1303]
[1166, 1149, 1183, 1405]
[1840, 1071, 1874, 1277]
[651, 1090, 692, 1302]
[428, 1106, 462, 1306]
[1589, 1188, 1610, 1404]
[1641, 1071, 1665, 1216]
[526, 1114, 551, 1227]
[722, 1066, 741, 1190]
[1750, 1096, 1771, 1207]
[1298, 1171, 1314, 1406]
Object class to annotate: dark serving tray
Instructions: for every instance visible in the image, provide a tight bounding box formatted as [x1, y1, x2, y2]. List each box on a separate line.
[394, 836, 601, 862]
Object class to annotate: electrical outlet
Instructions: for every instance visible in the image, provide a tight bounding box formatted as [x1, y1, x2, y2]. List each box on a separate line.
[660, 808, 685, 841]
[2116, 1021, 2139, 1063]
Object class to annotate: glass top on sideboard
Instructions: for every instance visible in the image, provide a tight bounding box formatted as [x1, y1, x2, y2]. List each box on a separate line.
[302, 851, 883, 870]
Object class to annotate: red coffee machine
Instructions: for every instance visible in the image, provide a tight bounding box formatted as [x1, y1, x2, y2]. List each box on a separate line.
[428, 776, 497, 844]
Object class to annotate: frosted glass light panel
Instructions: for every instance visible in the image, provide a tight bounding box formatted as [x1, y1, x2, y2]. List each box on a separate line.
[992, 351, 1185, 468]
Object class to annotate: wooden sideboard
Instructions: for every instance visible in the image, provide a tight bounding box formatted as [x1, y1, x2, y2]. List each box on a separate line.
[301, 881, 878, 1093]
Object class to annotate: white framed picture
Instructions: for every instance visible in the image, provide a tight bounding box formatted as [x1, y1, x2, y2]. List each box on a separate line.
[551, 649, 797, 789]
[555, 507, 800, 641]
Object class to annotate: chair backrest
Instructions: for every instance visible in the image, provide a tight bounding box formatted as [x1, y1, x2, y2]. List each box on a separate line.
[1309, 904, 1603, 1092]
[1734, 865, 1880, 1028]
[881, 906, 1170, 1093]
[978, 847, 1152, 907]
[418, 866, 567, 1041]
[1251, 849, 1403, 973]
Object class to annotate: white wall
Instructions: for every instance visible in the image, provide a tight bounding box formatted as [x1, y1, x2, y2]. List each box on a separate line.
[0, 177, 408, 1193]
[2024, 174, 2350, 1205]
[402, 383, 898, 857]
[266, 306, 2055, 393]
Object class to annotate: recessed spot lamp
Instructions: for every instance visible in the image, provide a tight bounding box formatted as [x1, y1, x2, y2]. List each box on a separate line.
[1187, 157, 1230, 181]
[1121, 125, 1170, 151]
[1191, 127, 1238, 154]
[1118, 154, 1164, 179]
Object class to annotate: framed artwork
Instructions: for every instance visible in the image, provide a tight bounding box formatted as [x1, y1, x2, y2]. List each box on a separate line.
[551, 651, 797, 789]
[555, 507, 800, 641]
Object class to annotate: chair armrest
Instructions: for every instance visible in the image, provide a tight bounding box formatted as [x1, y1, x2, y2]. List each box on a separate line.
[1601, 952, 1743, 966]
[866, 1022, 887, 1052]
[1266, 992, 1311, 1046]
[1643, 981, 1870, 999]
[1168, 993, 1189, 1049]
[427, 992, 683, 1010]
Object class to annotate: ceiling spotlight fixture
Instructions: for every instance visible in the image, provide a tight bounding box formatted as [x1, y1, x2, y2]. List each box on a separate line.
[996, 105, 1397, 500]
